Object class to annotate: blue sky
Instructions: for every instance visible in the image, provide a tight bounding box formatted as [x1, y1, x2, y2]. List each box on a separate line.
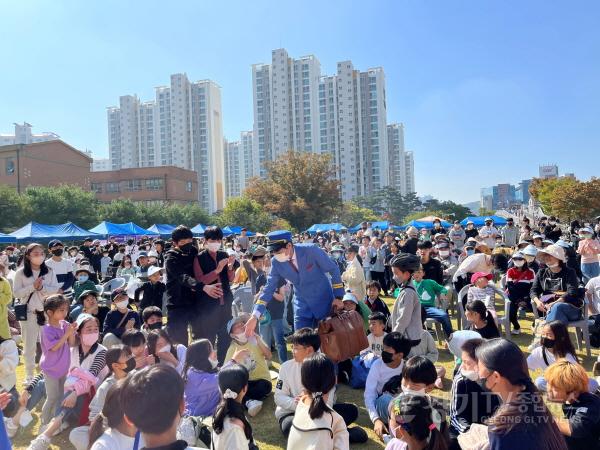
[1, 0, 599, 203]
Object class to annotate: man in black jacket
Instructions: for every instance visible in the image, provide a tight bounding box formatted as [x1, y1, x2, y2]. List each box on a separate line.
[417, 240, 444, 284]
[164, 226, 222, 345]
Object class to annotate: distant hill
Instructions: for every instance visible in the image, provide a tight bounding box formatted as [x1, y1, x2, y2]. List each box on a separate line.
[462, 201, 480, 215]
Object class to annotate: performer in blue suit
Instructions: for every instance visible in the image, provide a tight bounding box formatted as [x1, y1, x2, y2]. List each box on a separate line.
[245, 230, 345, 335]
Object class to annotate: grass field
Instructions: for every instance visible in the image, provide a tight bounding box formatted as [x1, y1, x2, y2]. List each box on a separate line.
[10, 295, 599, 450]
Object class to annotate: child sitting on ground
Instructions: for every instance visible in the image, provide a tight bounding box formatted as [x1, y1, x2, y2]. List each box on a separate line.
[225, 314, 272, 417]
[147, 328, 187, 375]
[385, 392, 449, 450]
[468, 272, 497, 322]
[121, 365, 197, 450]
[364, 312, 387, 357]
[287, 353, 350, 449]
[140, 306, 163, 335]
[342, 290, 371, 331]
[211, 363, 256, 450]
[364, 281, 391, 319]
[121, 329, 152, 369]
[275, 327, 367, 443]
[365, 332, 413, 441]
[102, 288, 141, 348]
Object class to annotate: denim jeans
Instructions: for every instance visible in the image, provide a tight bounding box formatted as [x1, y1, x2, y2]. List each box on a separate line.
[260, 318, 288, 363]
[423, 306, 454, 337]
[546, 302, 582, 324]
[375, 393, 394, 423]
[581, 262, 600, 284]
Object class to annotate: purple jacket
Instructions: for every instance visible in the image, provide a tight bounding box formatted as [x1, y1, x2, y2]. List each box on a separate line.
[184, 368, 220, 417]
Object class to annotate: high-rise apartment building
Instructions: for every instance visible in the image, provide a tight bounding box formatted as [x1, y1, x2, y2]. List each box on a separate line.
[107, 73, 224, 212]
[387, 123, 414, 195]
[252, 49, 408, 201]
[223, 131, 255, 200]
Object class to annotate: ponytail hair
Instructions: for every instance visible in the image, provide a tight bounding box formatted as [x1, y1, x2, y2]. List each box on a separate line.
[213, 364, 252, 441]
[38, 294, 70, 326]
[300, 353, 336, 420]
[390, 394, 448, 450]
[88, 380, 127, 449]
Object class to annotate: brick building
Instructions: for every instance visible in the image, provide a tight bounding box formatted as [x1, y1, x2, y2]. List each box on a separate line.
[0, 140, 92, 192]
[90, 166, 198, 204]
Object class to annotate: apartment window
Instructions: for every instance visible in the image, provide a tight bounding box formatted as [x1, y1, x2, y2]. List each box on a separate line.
[105, 182, 120, 193]
[91, 183, 102, 193]
[5, 158, 15, 175]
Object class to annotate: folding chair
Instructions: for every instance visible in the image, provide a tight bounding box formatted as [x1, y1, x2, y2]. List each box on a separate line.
[531, 297, 591, 357]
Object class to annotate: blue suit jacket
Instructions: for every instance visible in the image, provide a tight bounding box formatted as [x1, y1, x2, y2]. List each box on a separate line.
[254, 244, 345, 320]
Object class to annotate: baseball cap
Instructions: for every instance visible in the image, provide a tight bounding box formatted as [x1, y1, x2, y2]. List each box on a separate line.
[111, 287, 129, 301]
[471, 272, 493, 284]
[147, 266, 162, 277]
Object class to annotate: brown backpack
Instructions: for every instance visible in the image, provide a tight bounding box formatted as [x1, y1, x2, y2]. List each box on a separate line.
[318, 310, 369, 363]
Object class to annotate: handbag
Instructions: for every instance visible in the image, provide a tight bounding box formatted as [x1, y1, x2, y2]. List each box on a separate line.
[318, 310, 369, 363]
[15, 291, 35, 322]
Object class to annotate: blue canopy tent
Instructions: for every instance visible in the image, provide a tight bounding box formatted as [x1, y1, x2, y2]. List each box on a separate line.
[0, 232, 15, 243]
[460, 215, 508, 227]
[9, 222, 103, 242]
[147, 224, 176, 237]
[191, 224, 208, 236]
[223, 226, 255, 237]
[89, 221, 159, 237]
[306, 223, 347, 234]
[402, 219, 452, 230]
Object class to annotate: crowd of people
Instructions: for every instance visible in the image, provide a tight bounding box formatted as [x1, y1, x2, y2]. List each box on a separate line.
[0, 214, 599, 449]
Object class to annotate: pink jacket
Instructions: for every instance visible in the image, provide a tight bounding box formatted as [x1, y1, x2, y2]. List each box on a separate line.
[64, 367, 98, 396]
[578, 239, 600, 264]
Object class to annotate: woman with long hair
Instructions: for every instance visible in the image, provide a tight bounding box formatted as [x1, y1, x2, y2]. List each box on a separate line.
[476, 338, 567, 450]
[13, 243, 59, 382]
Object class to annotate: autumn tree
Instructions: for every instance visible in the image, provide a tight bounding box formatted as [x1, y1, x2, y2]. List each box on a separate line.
[244, 151, 341, 230]
[214, 196, 274, 232]
[529, 177, 600, 221]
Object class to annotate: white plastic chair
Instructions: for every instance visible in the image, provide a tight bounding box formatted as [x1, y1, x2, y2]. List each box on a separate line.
[232, 285, 254, 317]
[458, 284, 512, 340]
[424, 318, 444, 345]
[531, 297, 591, 357]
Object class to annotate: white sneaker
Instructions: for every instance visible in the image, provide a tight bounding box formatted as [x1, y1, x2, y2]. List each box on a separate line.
[511, 329, 521, 335]
[3, 417, 18, 438]
[27, 434, 51, 450]
[245, 399, 263, 417]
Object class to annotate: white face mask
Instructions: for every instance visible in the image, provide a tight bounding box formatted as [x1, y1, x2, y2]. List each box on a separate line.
[547, 262, 560, 269]
[232, 332, 248, 344]
[439, 250, 450, 258]
[158, 344, 171, 353]
[209, 357, 219, 369]
[461, 367, 479, 381]
[207, 242, 221, 252]
[400, 383, 426, 396]
[30, 256, 45, 266]
[513, 260, 525, 268]
[274, 253, 288, 263]
[115, 299, 129, 310]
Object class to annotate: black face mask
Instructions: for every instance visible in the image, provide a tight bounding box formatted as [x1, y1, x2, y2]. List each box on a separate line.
[381, 350, 394, 364]
[541, 337, 555, 349]
[51, 248, 64, 257]
[123, 357, 136, 373]
[478, 375, 490, 392]
[148, 322, 163, 330]
[180, 242, 194, 254]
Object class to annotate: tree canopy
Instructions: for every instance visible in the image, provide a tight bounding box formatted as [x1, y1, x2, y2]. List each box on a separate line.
[244, 151, 342, 230]
[530, 177, 600, 221]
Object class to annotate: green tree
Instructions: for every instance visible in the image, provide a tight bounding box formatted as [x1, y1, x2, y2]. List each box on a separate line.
[0, 185, 29, 232]
[478, 207, 495, 216]
[354, 189, 423, 224]
[245, 151, 341, 230]
[99, 198, 141, 225]
[23, 185, 99, 228]
[215, 196, 273, 232]
[334, 202, 381, 227]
